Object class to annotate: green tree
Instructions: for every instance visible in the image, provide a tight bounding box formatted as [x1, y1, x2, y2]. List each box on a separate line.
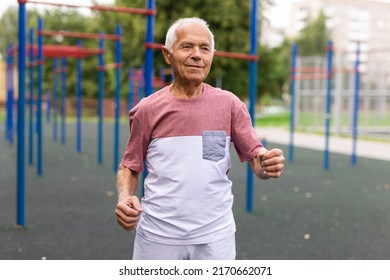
[40, 9, 99, 100]
[92, 0, 147, 99]
[296, 10, 330, 56]
[97, 0, 254, 100]
[258, 38, 292, 103]
[0, 6, 18, 58]
[0, 6, 40, 58]
[1, 0, 278, 103]
[0, 6, 100, 101]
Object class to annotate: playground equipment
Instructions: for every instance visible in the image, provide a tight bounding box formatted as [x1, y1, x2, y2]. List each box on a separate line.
[288, 40, 390, 170]
[12, 0, 260, 227]
[5, 45, 15, 145]
[39, 22, 123, 172]
[15, 0, 156, 227]
[144, 0, 259, 212]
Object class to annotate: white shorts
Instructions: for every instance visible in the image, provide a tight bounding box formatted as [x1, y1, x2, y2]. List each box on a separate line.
[132, 233, 236, 260]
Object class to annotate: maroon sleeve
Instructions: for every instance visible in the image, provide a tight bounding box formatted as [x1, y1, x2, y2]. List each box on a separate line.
[120, 110, 149, 172]
[231, 100, 262, 162]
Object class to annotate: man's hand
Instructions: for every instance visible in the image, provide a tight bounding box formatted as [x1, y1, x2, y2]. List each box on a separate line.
[115, 196, 142, 231]
[250, 147, 285, 179]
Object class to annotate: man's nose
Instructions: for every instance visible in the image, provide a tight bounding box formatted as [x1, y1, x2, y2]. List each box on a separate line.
[191, 46, 202, 59]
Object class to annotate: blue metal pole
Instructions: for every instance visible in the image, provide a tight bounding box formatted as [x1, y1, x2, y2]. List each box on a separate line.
[61, 57, 67, 145]
[5, 45, 13, 143]
[4, 47, 8, 141]
[351, 42, 360, 166]
[128, 67, 135, 112]
[98, 33, 105, 164]
[138, 69, 144, 101]
[289, 43, 298, 162]
[114, 25, 122, 173]
[9, 46, 15, 144]
[17, 1, 27, 227]
[76, 40, 82, 154]
[6, 87, 12, 142]
[246, 0, 258, 213]
[28, 28, 34, 165]
[144, 0, 155, 97]
[324, 40, 333, 171]
[37, 17, 43, 176]
[46, 91, 51, 123]
[53, 58, 58, 141]
[141, 0, 155, 194]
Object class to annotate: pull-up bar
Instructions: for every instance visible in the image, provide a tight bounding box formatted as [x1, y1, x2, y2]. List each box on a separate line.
[39, 30, 122, 41]
[38, 26, 123, 171]
[144, 42, 259, 61]
[20, 0, 156, 15]
[28, 44, 103, 58]
[38, 21, 123, 172]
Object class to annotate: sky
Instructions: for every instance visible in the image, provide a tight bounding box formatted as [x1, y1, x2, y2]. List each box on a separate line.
[0, 0, 294, 28]
[0, 0, 115, 18]
[267, 0, 298, 28]
[1, 0, 390, 28]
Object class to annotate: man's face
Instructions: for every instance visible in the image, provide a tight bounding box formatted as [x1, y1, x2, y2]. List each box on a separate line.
[165, 23, 213, 86]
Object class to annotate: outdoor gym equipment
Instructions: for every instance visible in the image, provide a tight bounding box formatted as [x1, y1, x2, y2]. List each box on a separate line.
[14, 0, 259, 228]
[15, 0, 156, 227]
[289, 40, 361, 170]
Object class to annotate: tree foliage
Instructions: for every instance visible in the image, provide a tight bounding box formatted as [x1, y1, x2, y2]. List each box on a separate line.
[258, 39, 292, 102]
[296, 10, 330, 56]
[0, 0, 292, 104]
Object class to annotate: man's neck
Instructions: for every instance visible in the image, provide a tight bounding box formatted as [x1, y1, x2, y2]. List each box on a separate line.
[169, 83, 204, 99]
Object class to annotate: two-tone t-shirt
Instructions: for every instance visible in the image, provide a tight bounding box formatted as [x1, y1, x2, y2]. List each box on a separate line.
[121, 83, 262, 245]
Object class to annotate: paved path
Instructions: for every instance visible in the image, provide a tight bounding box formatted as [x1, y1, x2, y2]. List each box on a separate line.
[256, 127, 390, 162]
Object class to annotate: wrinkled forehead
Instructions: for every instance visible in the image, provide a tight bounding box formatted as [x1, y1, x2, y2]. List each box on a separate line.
[174, 23, 213, 46]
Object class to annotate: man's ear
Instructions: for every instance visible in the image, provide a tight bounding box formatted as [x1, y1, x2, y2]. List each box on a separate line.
[161, 46, 171, 64]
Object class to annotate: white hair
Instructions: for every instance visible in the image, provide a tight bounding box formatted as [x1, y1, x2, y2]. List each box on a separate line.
[164, 17, 215, 53]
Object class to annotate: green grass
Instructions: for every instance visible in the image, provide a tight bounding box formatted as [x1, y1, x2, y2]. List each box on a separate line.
[0, 110, 128, 125]
[255, 113, 290, 127]
[297, 111, 390, 128]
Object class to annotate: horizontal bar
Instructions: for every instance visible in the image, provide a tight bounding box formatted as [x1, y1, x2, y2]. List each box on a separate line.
[160, 68, 173, 75]
[144, 42, 163, 49]
[292, 67, 354, 74]
[53, 67, 67, 74]
[40, 30, 121, 41]
[91, 5, 156, 15]
[144, 43, 258, 61]
[291, 73, 331, 80]
[25, 0, 156, 15]
[27, 44, 103, 58]
[27, 60, 42, 67]
[214, 50, 258, 61]
[98, 63, 122, 71]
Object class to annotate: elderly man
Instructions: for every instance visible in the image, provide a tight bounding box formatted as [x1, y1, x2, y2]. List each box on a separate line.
[115, 17, 285, 260]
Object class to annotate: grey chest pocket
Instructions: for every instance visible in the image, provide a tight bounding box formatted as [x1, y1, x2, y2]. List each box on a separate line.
[202, 131, 226, 162]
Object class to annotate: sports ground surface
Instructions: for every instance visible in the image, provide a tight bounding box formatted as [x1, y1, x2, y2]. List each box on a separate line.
[1, 121, 389, 260]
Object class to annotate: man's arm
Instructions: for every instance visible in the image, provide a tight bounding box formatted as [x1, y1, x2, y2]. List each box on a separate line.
[249, 147, 285, 179]
[115, 164, 142, 231]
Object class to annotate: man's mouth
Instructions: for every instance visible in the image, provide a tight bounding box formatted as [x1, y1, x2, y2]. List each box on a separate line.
[185, 64, 204, 68]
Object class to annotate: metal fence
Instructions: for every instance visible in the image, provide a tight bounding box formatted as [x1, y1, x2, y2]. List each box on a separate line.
[294, 53, 390, 141]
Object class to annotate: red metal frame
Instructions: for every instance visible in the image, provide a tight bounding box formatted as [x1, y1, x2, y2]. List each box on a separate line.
[39, 30, 121, 41]
[24, 0, 156, 15]
[28, 44, 102, 58]
[144, 42, 259, 61]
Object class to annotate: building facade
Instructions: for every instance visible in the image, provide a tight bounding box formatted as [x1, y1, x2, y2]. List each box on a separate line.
[288, 0, 390, 88]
